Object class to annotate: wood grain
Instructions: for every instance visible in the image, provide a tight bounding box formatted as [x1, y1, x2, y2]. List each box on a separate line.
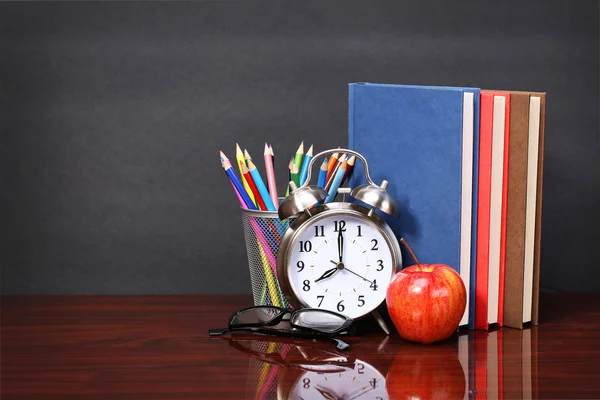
[2, 293, 600, 399]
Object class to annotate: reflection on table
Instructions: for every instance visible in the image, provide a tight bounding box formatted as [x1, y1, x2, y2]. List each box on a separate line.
[226, 327, 538, 399]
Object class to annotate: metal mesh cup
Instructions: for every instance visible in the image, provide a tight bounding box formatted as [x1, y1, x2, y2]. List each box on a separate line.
[240, 207, 294, 308]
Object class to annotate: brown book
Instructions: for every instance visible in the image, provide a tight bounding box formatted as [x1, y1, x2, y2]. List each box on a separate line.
[502, 92, 546, 328]
[531, 93, 546, 326]
[502, 92, 531, 329]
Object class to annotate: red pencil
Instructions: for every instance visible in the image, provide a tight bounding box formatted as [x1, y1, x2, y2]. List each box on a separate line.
[241, 164, 267, 211]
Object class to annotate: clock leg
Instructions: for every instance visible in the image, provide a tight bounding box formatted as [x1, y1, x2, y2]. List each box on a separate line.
[371, 310, 391, 335]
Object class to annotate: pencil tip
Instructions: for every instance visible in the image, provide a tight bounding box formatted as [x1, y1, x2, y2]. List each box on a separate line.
[307, 145, 314, 156]
[235, 143, 243, 155]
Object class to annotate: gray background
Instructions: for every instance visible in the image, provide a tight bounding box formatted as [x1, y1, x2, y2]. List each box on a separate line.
[2, 1, 599, 294]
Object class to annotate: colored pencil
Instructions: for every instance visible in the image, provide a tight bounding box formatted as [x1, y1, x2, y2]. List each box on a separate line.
[235, 144, 256, 206]
[341, 155, 356, 186]
[290, 163, 300, 188]
[293, 141, 304, 173]
[244, 149, 252, 164]
[325, 158, 347, 203]
[325, 150, 340, 181]
[250, 217, 282, 306]
[324, 153, 347, 192]
[241, 164, 267, 211]
[248, 159, 277, 211]
[317, 157, 329, 188]
[264, 143, 279, 208]
[298, 144, 313, 186]
[285, 158, 293, 196]
[229, 179, 246, 208]
[221, 151, 256, 210]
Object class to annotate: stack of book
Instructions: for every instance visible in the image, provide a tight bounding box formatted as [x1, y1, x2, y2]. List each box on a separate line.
[348, 83, 546, 329]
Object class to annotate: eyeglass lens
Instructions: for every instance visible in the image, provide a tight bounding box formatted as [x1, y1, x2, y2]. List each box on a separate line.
[290, 310, 347, 333]
[230, 306, 285, 326]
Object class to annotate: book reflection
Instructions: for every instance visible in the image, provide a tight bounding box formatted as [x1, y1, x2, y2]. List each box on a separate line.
[227, 327, 538, 399]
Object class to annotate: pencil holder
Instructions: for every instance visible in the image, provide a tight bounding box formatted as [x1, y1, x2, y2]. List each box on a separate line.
[240, 206, 294, 308]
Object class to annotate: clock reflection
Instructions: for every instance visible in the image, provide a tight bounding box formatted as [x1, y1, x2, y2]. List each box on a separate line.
[224, 326, 538, 399]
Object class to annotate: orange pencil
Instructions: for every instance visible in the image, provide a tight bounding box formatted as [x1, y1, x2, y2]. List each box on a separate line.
[241, 164, 267, 211]
[341, 155, 356, 186]
[325, 154, 347, 192]
[325, 151, 340, 181]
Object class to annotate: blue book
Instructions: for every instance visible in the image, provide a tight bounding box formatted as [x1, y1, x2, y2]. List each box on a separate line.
[348, 83, 480, 327]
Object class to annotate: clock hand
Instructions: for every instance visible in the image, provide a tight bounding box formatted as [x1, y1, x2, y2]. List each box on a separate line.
[343, 267, 374, 284]
[337, 228, 344, 263]
[314, 385, 338, 400]
[346, 386, 375, 400]
[315, 267, 339, 283]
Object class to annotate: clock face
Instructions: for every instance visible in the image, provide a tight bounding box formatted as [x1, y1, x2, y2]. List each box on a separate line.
[287, 358, 388, 400]
[287, 213, 395, 319]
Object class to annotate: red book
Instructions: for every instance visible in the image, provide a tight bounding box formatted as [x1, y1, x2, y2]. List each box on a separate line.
[475, 92, 494, 329]
[498, 94, 511, 326]
[475, 93, 494, 330]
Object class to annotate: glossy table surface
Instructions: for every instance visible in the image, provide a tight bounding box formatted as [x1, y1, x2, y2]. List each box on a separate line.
[2, 293, 600, 399]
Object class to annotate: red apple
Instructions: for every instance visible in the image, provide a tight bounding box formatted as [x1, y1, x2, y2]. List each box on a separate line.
[386, 239, 466, 344]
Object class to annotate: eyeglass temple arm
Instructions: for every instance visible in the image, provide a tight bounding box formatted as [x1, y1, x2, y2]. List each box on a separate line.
[208, 328, 229, 336]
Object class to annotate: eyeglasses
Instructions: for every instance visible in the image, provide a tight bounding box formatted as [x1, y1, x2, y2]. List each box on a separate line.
[208, 305, 355, 350]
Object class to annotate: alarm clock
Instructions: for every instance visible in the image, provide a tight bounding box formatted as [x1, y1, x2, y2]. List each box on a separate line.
[277, 148, 402, 334]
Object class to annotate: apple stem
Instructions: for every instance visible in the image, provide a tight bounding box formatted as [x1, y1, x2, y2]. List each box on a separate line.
[399, 238, 422, 270]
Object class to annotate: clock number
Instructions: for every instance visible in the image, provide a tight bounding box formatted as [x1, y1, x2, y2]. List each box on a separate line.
[370, 279, 378, 291]
[299, 241, 312, 253]
[303, 378, 310, 389]
[357, 295, 365, 307]
[371, 239, 379, 251]
[317, 295, 325, 307]
[357, 225, 362, 237]
[377, 259, 384, 271]
[314, 225, 324, 237]
[370, 378, 378, 389]
[334, 220, 346, 232]
[337, 300, 345, 312]
[297, 261, 305, 272]
[303, 280, 311, 292]
[357, 363, 365, 374]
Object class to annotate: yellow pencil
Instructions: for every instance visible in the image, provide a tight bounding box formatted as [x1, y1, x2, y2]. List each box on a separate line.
[235, 143, 256, 206]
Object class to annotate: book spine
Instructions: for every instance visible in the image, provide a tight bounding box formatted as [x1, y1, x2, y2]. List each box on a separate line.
[469, 90, 481, 330]
[498, 94, 511, 326]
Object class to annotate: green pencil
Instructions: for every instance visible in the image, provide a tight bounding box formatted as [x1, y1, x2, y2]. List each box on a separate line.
[293, 141, 304, 173]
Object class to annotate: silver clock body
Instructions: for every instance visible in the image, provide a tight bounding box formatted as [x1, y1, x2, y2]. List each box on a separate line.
[276, 202, 402, 319]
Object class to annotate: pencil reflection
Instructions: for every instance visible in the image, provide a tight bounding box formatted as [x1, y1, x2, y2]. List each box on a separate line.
[226, 327, 538, 399]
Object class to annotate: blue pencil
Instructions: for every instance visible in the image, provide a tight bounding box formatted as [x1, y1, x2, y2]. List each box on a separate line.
[317, 157, 329, 189]
[324, 158, 347, 203]
[247, 159, 276, 211]
[298, 145, 313, 186]
[220, 151, 257, 210]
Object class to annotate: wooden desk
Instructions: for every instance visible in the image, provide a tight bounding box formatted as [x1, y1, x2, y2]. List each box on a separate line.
[2, 293, 600, 399]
